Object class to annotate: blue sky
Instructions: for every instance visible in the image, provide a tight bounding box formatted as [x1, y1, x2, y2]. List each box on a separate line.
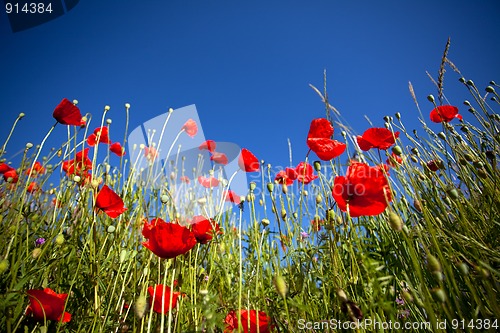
[1, 0, 499, 178]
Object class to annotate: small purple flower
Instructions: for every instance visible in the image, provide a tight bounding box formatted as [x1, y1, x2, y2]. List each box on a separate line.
[35, 238, 45, 246]
[398, 309, 410, 319]
[395, 297, 405, 306]
[300, 232, 309, 239]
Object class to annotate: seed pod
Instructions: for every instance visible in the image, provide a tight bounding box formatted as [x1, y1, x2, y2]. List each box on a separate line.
[55, 234, 65, 246]
[316, 194, 323, 205]
[249, 182, 257, 191]
[134, 295, 148, 319]
[281, 184, 288, 194]
[261, 218, 270, 227]
[457, 262, 469, 276]
[32, 248, 42, 259]
[446, 188, 459, 200]
[119, 249, 128, 263]
[107, 225, 116, 233]
[432, 288, 446, 303]
[281, 209, 287, 219]
[336, 289, 348, 302]
[427, 254, 441, 273]
[392, 145, 402, 156]
[313, 161, 321, 172]
[266, 182, 274, 193]
[413, 199, 423, 212]
[0, 259, 9, 274]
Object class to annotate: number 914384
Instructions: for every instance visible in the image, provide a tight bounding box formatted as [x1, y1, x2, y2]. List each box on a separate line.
[6, 2, 53, 14]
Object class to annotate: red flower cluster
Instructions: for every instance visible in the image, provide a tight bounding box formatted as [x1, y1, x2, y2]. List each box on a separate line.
[198, 175, 219, 188]
[142, 218, 197, 259]
[62, 148, 92, 179]
[275, 168, 297, 186]
[182, 119, 198, 137]
[86, 126, 126, 157]
[199, 140, 216, 152]
[25, 161, 45, 177]
[332, 162, 392, 217]
[199, 140, 229, 165]
[95, 185, 127, 218]
[224, 309, 271, 333]
[386, 153, 403, 168]
[275, 162, 318, 186]
[307, 118, 346, 161]
[356, 128, 399, 151]
[26, 288, 71, 323]
[189, 215, 221, 244]
[53, 98, 85, 126]
[0, 163, 18, 183]
[430, 105, 462, 123]
[148, 284, 181, 314]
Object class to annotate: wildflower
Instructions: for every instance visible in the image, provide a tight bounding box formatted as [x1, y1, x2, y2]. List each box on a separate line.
[0, 163, 14, 174]
[198, 175, 219, 188]
[306, 118, 346, 161]
[180, 175, 190, 183]
[238, 148, 260, 172]
[25, 161, 45, 177]
[386, 153, 402, 168]
[199, 140, 216, 152]
[87, 127, 111, 146]
[27, 182, 39, 193]
[356, 127, 400, 151]
[148, 284, 181, 314]
[295, 162, 318, 184]
[62, 148, 92, 177]
[225, 190, 242, 204]
[224, 309, 271, 333]
[332, 162, 392, 217]
[35, 238, 45, 246]
[142, 218, 196, 259]
[26, 288, 71, 323]
[3, 169, 18, 183]
[211, 152, 228, 165]
[95, 185, 127, 218]
[144, 146, 158, 161]
[426, 159, 443, 172]
[275, 168, 297, 185]
[189, 215, 221, 244]
[182, 119, 198, 137]
[110, 142, 126, 156]
[300, 231, 309, 239]
[430, 105, 462, 123]
[52, 98, 84, 126]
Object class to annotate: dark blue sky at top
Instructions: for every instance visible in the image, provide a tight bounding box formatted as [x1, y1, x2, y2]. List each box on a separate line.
[1, 0, 499, 177]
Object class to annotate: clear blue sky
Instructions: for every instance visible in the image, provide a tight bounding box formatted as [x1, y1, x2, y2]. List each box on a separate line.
[1, 0, 499, 173]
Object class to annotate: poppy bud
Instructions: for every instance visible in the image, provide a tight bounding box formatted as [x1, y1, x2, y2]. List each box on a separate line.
[266, 182, 274, 193]
[302, 190, 308, 196]
[107, 225, 116, 233]
[282, 184, 288, 194]
[402, 290, 413, 303]
[413, 199, 423, 212]
[446, 188, 459, 200]
[457, 262, 469, 276]
[438, 132, 446, 140]
[106, 119, 112, 124]
[259, 199, 263, 206]
[458, 157, 467, 165]
[0, 259, 9, 274]
[104, 105, 111, 111]
[73, 175, 81, 183]
[125, 103, 131, 108]
[19, 112, 25, 118]
[410, 156, 418, 163]
[486, 86, 495, 93]
[160, 194, 169, 204]
[119, 249, 128, 263]
[249, 182, 256, 191]
[134, 295, 148, 319]
[392, 145, 402, 156]
[274, 275, 288, 298]
[466, 80, 474, 86]
[410, 147, 419, 155]
[427, 254, 441, 273]
[327, 209, 336, 222]
[25, 142, 33, 149]
[280, 208, 287, 219]
[473, 160, 484, 168]
[383, 115, 391, 123]
[336, 289, 348, 302]
[432, 288, 446, 303]
[395, 112, 401, 120]
[316, 194, 323, 205]
[478, 167, 488, 179]
[32, 248, 42, 259]
[246, 193, 255, 202]
[261, 218, 270, 227]
[292, 212, 298, 219]
[459, 77, 466, 83]
[388, 211, 403, 231]
[55, 234, 65, 245]
[313, 161, 321, 172]
[427, 94, 435, 103]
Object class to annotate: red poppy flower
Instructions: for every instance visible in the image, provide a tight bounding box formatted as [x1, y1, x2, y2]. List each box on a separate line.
[295, 162, 318, 184]
[430, 105, 462, 123]
[307, 118, 346, 161]
[198, 175, 219, 188]
[148, 284, 181, 314]
[211, 152, 228, 165]
[95, 185, 127, 218]
[189, 215, 221, 244]
[110, 142, 126, 156]
[142, 218, 197, 259]
[25, 161, 45, 177]
[332, 162, 391, 217]
[180, 176, 190, 183]
[426, 160, 443, 172]
[275, 168, 298, 185]
[62, 148, 92, 176]
[144, 146, 158, 161]
[199, 140, 216, 152]
[27, 182, 39, 193]
[224, 309, 271, 333]
[87, 127, 111, 146]
[225, 190, 242, 205]
[356, 128, 400, 151]
[0, 163, 14, 174]
[238, 148, 259, 172]
[26, 288, 71, 323]
[386, 153, 402, 168]
[53, 98, 84, 126]
[182, 119, 198, 137]
[3, 169, 18, 183]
